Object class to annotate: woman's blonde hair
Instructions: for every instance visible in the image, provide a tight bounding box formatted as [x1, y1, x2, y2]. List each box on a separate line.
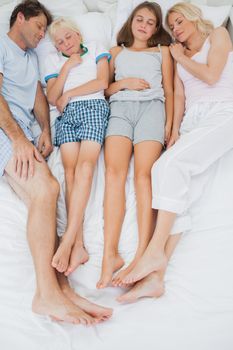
[165, 2, 214, 37]
[49, 17, 82, 43]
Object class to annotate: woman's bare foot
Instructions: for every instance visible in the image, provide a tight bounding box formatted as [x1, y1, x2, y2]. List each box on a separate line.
[112, 255, 142, 287]
[96, 253, 124, 289]
[122, 250, 167, 284]
[62, 286, 113, 321]
[52, 237, 73, 273]
[32, 291, 97, 325]
[117, 272, 165, 303]
[65, 240, 89, 276]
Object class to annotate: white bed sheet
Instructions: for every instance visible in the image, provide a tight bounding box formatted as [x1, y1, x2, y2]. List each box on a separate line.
[0, 145, 233, 350]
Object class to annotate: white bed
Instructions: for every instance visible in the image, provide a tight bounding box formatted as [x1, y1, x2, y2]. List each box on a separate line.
[1, 1, 233, 349]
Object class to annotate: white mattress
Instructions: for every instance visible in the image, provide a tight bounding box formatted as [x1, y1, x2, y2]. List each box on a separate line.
[0, 147, 233, 350]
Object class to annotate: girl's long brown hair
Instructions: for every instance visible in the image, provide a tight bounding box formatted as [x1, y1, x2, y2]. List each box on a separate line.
[117, 1, 172, 48]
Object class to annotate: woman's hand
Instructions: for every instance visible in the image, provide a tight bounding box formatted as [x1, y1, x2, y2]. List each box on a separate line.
[166, 128, 180, 148]
[169, 43, 185, 61]
[123, 77, 150, 90]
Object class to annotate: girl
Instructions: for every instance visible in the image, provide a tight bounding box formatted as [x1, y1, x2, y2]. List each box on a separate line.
[97, 1, 173, 289]
[45, 18, 110, 276]
[118, 2, 233, 303]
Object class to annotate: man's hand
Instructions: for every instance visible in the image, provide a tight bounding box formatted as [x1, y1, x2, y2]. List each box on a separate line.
[38, 128, 53, 158]
[12, 135, 43, 179]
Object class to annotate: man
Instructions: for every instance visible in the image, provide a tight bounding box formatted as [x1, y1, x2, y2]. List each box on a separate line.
[0, 0, 112, 324]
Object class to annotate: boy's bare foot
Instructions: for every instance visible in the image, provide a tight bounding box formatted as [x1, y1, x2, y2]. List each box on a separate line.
[122, 250, 167, 284]
[117, 272, 164, 303]
[62, 286, 113, 321]
[96, 253, 124, 289]
[52, 237, 73, 273]
[32, 291, 97, 325]
[65, 240, 89, 276]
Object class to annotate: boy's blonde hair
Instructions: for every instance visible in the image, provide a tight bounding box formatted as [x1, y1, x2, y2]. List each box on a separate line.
[166, 2, 214, 37]
[49, 17, 83, 43]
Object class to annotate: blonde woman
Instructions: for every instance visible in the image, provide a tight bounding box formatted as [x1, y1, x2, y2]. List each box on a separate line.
[45, 18, 111, 276]
[119, 2, 233, 302]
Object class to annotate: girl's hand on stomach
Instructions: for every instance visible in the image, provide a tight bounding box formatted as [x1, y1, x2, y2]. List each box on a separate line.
[56, 92, 71, 113]
[123, 77, 150, 90]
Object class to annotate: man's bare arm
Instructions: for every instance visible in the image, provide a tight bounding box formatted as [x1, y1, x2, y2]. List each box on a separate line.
[0, 73, 42, 178]
[33, 81, 53, 158]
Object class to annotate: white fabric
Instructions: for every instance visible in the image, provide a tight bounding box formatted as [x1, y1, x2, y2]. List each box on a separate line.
[191, 3, 232, 27]
[0, 146, 233, 349]
[44, 42, 108, 103]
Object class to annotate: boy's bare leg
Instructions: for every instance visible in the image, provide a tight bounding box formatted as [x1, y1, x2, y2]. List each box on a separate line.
[113, 141, 162, 286]
[52, 141, 101, 274]
[5, 159, 96, 325]
[57, 142, 89, 276]
[96, 136, 132, 289]
[117, 234, 181, 303]
[122, 210, 177, 284]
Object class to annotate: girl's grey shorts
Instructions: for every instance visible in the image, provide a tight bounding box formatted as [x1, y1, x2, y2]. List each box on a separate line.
[105, 99, 165, 145]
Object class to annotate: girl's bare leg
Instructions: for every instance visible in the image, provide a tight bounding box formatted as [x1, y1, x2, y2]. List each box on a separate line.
[52, 141, 101, 274]
[117, 234, 181, 303]
[96, 136, 133, 289]
[122, 209, 177, 284]
[113, 141, 162, 286]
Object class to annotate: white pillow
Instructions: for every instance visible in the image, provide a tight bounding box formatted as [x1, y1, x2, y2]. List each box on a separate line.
[35, 12, 112, 86]
[191, 4, 232, 28]
[0, 1, 17, 34]
[39, 0, 88, 18]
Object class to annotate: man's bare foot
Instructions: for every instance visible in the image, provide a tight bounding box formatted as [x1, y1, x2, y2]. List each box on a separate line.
[32, 291, 97, 325]
[96, 253, 124, 289]
[52, 237, 73, 273]
[122, 250, 167, 284]
[117, 272, 165, 303]
[62, 286, 113, 321]
[64, 240, 89, 276]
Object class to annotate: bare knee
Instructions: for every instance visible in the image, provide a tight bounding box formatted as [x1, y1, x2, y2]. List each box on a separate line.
[31, 174, 60, 201]
[134, 172, 151, 188]
[105, 166, 127, 185]
[75, 161, 95, 183]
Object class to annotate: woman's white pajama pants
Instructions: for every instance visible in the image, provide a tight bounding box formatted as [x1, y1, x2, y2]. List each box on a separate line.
[151, 102, 233, 234]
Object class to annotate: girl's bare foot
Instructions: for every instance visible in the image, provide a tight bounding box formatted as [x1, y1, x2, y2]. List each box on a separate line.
[117, 272, 164, 303]
[32, 291, 97, 325]
[122, 250, 167, 284]
[52, 237, 73, 273]
[62, 286, 113, 321]
[96, 253, 124, 289]
[65, 240, 89, 276]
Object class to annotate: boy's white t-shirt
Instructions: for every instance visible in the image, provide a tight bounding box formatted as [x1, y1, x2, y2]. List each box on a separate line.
[44, 41, 110, 102]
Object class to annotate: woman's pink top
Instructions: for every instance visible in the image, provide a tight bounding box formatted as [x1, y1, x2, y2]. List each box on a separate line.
[177, 37, 233, 111]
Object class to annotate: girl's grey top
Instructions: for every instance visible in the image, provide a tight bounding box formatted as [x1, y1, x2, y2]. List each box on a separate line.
[109, 46, 164, 103]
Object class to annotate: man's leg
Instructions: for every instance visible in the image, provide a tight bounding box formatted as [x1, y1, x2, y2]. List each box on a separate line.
[5, 158, 97, 325]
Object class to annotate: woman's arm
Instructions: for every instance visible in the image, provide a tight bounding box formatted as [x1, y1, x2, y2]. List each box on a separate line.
[167, 63, 185, 148]
[105, 46, 150, 97]
[56, 56, 109, 113]
[46, 54, 82, 105]
[161, 46, 174, 144]
[170, 27, 232, 85]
